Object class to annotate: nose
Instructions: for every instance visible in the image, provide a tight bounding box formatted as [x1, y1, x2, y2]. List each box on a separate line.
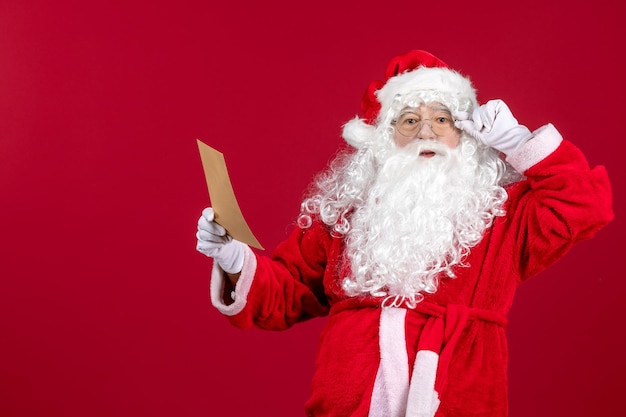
[415, 120, 436, 140]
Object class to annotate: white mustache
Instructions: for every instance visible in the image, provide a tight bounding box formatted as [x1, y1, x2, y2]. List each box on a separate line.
[402, 140, 452, 157]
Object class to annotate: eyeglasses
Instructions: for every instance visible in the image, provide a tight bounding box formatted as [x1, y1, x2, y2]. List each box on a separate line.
[393, 111, 457, 137]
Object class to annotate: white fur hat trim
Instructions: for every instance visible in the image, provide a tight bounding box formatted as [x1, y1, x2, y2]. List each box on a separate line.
[376, 67, 477, 118]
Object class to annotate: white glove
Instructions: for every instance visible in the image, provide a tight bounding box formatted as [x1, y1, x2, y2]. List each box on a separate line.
[196, 207, 245, 274]
[454, 99, 533, 155]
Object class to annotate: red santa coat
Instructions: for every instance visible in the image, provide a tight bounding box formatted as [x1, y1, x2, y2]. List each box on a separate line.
[209, 125, 613, 417]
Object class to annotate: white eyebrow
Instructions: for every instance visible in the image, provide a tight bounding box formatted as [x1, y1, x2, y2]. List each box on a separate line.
[396, 105, 451, 121]
[427, 103, 452, 113]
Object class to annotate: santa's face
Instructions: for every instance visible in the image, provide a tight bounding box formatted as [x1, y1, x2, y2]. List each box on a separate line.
[392, 103, 460, 152]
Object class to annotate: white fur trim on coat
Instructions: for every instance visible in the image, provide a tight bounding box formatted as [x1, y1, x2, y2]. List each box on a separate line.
[506, 123, 563, 174]
[406, 350, 441, 417]
[210, 245, 257, 316]
[369, 307, 410, 417]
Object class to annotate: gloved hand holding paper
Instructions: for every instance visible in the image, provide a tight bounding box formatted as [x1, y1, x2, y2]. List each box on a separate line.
[196, 140, 264, 250]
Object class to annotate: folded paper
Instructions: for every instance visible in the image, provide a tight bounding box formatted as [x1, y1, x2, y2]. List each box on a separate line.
[197, 140, 264, 250]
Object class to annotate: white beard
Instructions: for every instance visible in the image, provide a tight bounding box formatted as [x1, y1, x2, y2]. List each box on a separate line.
[341, 139, 505, 306]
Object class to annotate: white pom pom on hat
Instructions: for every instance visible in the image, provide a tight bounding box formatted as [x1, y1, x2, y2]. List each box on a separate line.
[342, 116, 377, 149]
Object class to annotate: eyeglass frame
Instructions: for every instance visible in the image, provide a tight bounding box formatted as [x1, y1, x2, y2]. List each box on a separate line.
[391, 108, 459, 138]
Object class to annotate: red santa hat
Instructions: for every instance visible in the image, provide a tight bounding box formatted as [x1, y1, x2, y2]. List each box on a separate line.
[342, 50, 477, 149]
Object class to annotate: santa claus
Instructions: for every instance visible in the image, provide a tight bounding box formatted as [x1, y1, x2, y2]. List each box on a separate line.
[196, 50, 613, 416]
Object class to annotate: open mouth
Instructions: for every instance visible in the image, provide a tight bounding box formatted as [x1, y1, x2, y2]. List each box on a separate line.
[419, 150, 437, 158]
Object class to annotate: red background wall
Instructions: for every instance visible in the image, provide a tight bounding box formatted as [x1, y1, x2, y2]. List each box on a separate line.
[1, 1, 624, 416]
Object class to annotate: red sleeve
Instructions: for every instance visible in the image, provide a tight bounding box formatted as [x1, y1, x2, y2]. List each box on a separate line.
[506, 138, 613, 281]
[220, 221, 333, 330]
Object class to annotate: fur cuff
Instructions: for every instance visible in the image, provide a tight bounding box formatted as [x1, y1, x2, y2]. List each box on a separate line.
[210, 245, 257, 316]
[506, 123, 563, 173]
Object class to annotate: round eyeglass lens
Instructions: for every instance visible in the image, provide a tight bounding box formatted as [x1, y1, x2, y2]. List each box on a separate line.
[395, 112, 455, 137]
